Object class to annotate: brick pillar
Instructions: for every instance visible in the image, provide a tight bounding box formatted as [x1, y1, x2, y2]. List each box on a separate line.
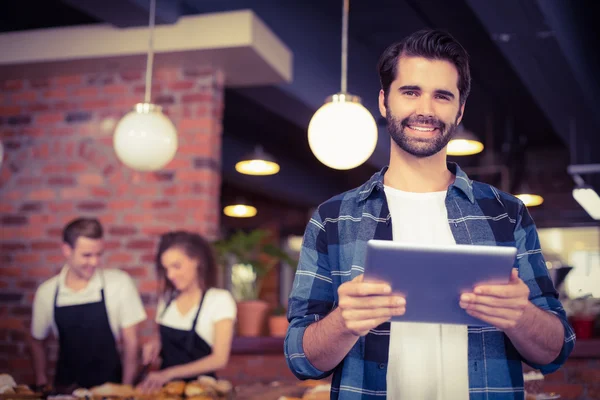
[0, 66, 225, 383]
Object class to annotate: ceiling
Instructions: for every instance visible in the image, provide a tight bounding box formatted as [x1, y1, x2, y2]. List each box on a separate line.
[2, 0, 600, 228]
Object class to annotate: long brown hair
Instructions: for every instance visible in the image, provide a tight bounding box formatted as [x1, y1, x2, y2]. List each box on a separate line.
[155, 231, 217, 301]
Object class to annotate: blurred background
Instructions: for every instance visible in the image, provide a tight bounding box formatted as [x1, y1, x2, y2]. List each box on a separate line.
[1, 0, 599, 398]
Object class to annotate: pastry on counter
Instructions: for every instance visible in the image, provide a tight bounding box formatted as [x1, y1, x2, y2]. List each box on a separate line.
[184, 381, 216, 397]
[161, 380, 186, 396]
[90, 382, 136, 398]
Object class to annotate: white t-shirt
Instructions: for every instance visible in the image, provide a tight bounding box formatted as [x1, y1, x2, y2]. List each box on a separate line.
[156, 288, 237, 347]
[31, 266, 147, 341]
[384, 186, 469, 400]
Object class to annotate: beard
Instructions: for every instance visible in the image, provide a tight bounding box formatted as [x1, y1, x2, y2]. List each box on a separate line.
[386, 108, 459, 158]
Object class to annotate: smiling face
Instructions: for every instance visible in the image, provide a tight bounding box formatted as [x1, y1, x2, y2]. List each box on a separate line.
[379, 56, 465, 158]
[160, 246, 201, 293]
[62, 237, 104, 281]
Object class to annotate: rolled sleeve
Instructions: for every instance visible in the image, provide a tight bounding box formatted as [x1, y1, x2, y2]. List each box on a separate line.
[514, 202, 575, 374]
[284, 209, 335, 380]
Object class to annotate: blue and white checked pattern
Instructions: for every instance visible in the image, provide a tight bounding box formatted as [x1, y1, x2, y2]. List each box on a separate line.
[285, 163, 575, 400]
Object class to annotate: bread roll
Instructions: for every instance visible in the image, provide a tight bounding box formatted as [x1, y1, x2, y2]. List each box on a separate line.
[162, 380, 186, 396]
[185, 381, 216, 397]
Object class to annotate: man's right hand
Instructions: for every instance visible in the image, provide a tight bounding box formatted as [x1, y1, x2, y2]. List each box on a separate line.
[337, 274, 406, 337]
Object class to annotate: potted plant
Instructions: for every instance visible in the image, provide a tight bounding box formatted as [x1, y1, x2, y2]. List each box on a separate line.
[562, 295, 600, 339]
[214, 229, 296, 337]
[269, 304, 289, 338]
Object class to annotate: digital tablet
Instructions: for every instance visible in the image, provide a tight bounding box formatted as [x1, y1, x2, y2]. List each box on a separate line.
[363, 240, 517, 326]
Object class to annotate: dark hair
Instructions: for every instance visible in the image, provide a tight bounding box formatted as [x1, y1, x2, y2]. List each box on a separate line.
[155, 231, 218, 299]
[378, 29, 471, 106]
[62, 217, 103, 248]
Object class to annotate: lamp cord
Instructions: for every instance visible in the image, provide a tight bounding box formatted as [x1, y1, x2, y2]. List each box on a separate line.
[144, 0, 156, 104]
[341, 0, 349, 94]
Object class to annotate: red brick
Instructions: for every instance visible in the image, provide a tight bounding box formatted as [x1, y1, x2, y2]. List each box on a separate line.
[54, 75, 83, 86]
[16, 176, 43, 186]
[77, 201, 106, 211]
[0, 106, 22, 116]
[66, 162, 88, 173]
[183, 93, 215, 104]
[0, 204, 14, 213]
[132, 186, 158, 196]
[48, 202, 73, 213]
[2, 267, 22, 277]
[12, 91, 37, 102]
[36, 113, 64, 124]
[42, 164, 63, 174]
[542, 383, 584, 400]
[142, 226, 171, 236]
[48, 176, 75, 186]
[108, 226, 138, 236]
[81, 99, 111, 110]
[588, 387, 600, 400]
[29, 189, 55, 201]
[44, 88, 68, 100]
[142, 200, 171, 209]
[1, 215, 27, 225]
[73, 87, 99, 97]
[107, 253, 134, 263]
[0, 317, 24, 330]
[123, 214, 149, 224]
[29, 214, 57, 225]
[164, 158, 190, 169]
[43, 252, 63, 264]
[126, 240, 155, 250]
[103, 84, 129, 95]
[178, 118, 212, 131]
[120, 70, 143, 81]
[14, 253, 41, 264]
[177, 169, 215, 183]
[28, 103, 50, 112]
[122, 267, 150, 278]
[26, 267, 55, 279]
[140, 280, 158, 292]
[155, 67, 180, 81]
[155, 212, 186, 224]
[168, 81, 196, 91]
[30, 242, 57, 251]
[178, 144, 212, 157]
[3, 80, 24, 91]
[108, 200, 137, 210]
[78, 173, 104, 186]
[60, 187, 89, 199]
[91, 187, 112, 197]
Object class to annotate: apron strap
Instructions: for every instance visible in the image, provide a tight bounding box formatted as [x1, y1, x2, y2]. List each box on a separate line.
[190, 289, 207, 333]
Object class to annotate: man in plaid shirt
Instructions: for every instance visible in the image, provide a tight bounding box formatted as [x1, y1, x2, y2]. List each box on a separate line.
[285, 29, 575, 399]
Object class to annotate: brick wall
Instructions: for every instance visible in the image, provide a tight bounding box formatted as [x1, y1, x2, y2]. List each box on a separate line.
[0, 66, 225, 384]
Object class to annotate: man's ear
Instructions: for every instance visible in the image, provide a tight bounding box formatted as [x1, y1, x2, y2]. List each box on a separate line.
[378, 90, 387, 118]
[456, 103, 465, 125]
[62, 243, 72, 259]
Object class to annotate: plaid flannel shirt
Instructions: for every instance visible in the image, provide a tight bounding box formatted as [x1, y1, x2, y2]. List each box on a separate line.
[285, 163, 575, 399]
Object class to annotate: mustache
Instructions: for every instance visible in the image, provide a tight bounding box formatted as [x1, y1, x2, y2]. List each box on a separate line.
[400, 116, 445, 130]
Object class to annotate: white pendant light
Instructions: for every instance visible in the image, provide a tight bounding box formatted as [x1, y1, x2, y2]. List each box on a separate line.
[447, 124, 484, 156]
[514, 181, 544, 207]
[307, 0, 377, 170]
[235, 146, 280, 176]
[113, 0, 178, 172]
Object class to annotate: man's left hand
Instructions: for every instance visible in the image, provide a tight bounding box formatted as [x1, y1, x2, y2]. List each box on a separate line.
[459, 269, 531, 330]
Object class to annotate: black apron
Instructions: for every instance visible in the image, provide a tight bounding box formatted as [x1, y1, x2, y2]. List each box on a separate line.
[159, 292, 216, 380]
[53, 272, 122, 388]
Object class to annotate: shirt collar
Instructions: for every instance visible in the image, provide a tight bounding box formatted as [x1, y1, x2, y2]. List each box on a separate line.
[59, 265, 102, 293]
[357, 162, 475, 204]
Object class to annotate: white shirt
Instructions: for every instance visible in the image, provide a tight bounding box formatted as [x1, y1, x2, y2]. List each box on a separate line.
[384, 186, 469, 400]
[31, 267, 147, 341]
[156, 288, 237, 347]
